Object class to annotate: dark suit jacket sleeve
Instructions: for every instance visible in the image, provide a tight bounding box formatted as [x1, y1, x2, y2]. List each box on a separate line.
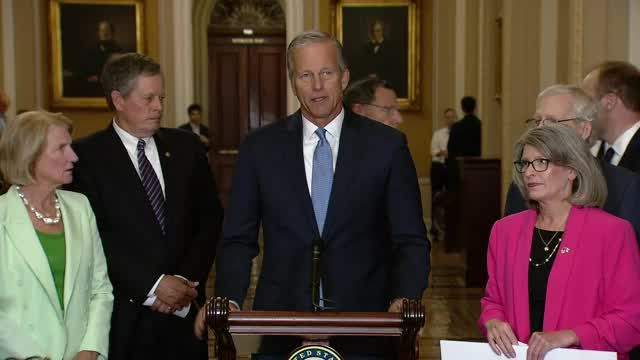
[177, 136, 223, 282]
[70, 144, 162, 301]
[614, 174, 640, 244]
[214, 138, 260, 306]
[504, 182, 527, 216]
[387, 134, 430, 300]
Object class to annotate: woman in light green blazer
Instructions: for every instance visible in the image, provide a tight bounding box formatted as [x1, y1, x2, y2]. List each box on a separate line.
[0, 111, 113, 360]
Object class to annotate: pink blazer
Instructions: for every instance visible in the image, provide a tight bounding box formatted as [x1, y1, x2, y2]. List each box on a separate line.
[479, 206, 640, 358]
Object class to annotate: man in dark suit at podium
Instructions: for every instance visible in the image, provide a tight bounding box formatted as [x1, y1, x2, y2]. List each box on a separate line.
[196, 31, 429, 358]
[504, 84, 640, 241]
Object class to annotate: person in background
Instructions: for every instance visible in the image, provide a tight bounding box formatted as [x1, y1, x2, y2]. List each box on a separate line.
[178, 103, 210, 151]
[344, 75, 403, 128]
[446, 96, 481, 188]
[503, 84, 640, 241]
[0, 111, 113, 360]
[429, 108, 456, 239]
[582, 61, 640, 173]
[480, 124, 640, 360]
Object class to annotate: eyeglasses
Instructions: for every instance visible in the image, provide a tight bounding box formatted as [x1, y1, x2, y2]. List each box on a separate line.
[365, 103, 400, 114]
[513, 158, 551, 173]
[525, 117, 578, 127]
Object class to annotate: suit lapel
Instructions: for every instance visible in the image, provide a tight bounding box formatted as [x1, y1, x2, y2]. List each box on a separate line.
[60, 191, 80, 318]
[283, 113, 320, 239]
[619, 127, 640, 172]
[512, 210, 535, 340]
[154, 130, 177, 236]
[3, 187, 63, 320]
[322, 111, 363, 240]
[543, 206, 584, 331]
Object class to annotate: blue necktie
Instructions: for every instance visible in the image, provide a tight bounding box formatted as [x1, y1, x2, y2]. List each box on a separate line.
[311, 128, 333, 236]
[137, 139, 167, 233]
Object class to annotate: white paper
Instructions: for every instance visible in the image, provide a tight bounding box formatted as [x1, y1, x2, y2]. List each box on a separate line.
[440, 340, 616, 360]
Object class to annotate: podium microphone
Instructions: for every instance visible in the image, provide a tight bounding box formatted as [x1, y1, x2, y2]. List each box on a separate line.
[311, 237, 322, 311]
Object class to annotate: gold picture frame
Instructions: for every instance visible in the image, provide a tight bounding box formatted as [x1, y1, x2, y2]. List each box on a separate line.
[49, 0, 144, 108]
[333, 0, 420, 110]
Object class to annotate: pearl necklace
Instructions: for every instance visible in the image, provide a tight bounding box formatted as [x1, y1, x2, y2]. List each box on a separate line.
[15, 185, 61, 225]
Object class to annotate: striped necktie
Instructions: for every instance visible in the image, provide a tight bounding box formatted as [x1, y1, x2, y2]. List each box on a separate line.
[137, 139, 166, 233]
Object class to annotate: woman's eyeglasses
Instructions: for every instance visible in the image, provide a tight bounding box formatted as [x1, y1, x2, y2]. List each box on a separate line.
[513, 158, 551, 173]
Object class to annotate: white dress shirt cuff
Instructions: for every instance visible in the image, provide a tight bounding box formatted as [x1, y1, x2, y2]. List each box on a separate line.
[142, 274, 191, 318]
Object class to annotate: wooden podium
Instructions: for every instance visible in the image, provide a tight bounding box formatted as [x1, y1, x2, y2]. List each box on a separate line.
[205, 297, 425, 359]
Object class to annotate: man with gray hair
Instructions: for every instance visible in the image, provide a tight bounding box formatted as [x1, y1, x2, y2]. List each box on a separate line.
[504, 84, 640, 240]
[196, 31, 429, 358]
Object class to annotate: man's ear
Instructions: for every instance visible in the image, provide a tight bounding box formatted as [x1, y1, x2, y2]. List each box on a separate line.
[577, 121, 593, 140]
[341, 69, 350, 90]
[111, 90, 125, 111]
[601, 93, 618, 111]
[352, 103, 364, 116]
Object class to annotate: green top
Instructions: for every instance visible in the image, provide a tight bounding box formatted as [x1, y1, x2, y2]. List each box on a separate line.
[36, 229, 66, 310]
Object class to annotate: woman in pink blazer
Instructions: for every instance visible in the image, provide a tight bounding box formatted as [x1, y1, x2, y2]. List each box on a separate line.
[479, 125, 640, 360]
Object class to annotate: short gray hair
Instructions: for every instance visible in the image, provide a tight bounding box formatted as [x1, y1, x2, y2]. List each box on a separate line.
[513, 124, 607, 209]
[536, 84, 599, 123]
[286, 31, 348, 81]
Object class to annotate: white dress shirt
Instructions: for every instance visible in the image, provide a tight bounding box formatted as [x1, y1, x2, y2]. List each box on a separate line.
[302, 109, 344, 194]
[190, 122, 201, 135]
[431, 127, 450, 164]
[113, 119, 189, 318]
[603, 121, 640, 166]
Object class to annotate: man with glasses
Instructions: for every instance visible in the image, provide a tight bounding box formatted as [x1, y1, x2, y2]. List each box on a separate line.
[344, 75, 403, 128]
[582, 61, 640, 173]
[504, 84, 640, 242]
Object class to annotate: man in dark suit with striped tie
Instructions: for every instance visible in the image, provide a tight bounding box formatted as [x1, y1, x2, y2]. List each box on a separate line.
[70, 53, 223, 359]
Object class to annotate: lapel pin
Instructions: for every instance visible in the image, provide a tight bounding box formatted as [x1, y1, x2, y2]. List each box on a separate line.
[165, 152, 171, 158]
[560, 247, 571, 254]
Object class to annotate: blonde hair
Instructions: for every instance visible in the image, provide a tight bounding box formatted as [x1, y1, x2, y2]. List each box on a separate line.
[0, 110, 72, 185]
[513, 124, 607, 208]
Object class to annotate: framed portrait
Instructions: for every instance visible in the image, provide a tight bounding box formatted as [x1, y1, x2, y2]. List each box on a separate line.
[334, 0, 420, 110]
[49, 0, 144, 108]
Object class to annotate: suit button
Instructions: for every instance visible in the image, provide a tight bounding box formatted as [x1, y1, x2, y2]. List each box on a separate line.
[129, 299, 134, 303]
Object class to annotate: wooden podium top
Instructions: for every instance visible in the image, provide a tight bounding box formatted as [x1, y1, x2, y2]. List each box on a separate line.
[205, 297, 425, 359]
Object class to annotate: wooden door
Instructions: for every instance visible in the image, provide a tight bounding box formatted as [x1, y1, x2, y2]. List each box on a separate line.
[208, 34, 287, 206]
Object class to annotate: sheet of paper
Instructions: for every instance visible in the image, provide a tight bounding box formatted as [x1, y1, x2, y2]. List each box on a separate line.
[440, 340, 616, 360]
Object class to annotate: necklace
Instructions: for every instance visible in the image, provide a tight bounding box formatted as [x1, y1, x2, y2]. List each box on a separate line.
[529, 236, 562, 267]
[15, 185, 61, 225]
[537, 228, 561, 251]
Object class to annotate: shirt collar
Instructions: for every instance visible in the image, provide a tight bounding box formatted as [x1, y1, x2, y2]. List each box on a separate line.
[302, 108, 345, 141]
[609, 120, 640, 156]
[113, 118, 154, 149]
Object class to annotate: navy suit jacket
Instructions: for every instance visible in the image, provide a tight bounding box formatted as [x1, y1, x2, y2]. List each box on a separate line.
[504, 161, 640, 242]
[215, 109, 429, 353]
[619, 127, 640, 174]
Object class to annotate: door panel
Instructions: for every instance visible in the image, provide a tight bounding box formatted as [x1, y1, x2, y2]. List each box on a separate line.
[208, 35, 286, 206]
